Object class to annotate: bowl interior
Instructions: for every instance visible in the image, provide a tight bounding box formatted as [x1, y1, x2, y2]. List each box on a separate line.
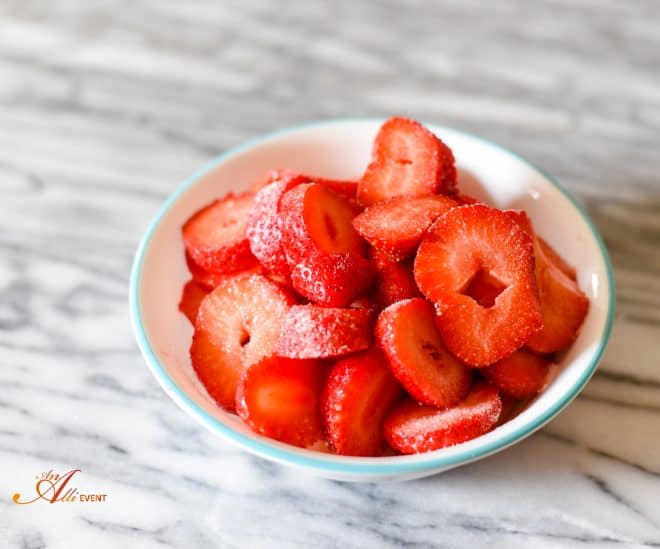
[131, 120, 613, 480]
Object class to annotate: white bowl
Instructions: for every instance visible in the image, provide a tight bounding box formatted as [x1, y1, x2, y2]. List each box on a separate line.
[129, 119, 614, 482]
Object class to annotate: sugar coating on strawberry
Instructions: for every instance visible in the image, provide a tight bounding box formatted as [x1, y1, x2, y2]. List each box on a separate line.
[185, 252, 226, 290]
[178, 280, 209, 324]
[384, 382, 502, 454]
[250, 168, 299, 192]
[482, 349, 550, 399]
[322, 347, 403, 456]
[246, 176, 308, 280]
[374, 259, 421, 309]
[353, 194, 458, 259]
[190, 273, 296, 411]
[183, 192, 258, 274]
[236, 356, 325, 448]
[415, 204, 542, 366]
[276, 305, 372, 359]
[358, 117, 457, 206]
[376, 298, 472, 408]
[291, 252, 376, 307]
[280, 183, 364, 268]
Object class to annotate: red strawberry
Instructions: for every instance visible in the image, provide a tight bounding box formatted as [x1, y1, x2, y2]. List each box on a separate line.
[291, 252, 376, 307]
[185, 252, 226, 290]
[384, 382, 502, 454]
[246, 175, 308, 280]
[236, 356, 325, 448]
[376, 298, 472, 408]
[276, 305, 372, 359]
[311, 177, 358, 202]
[525, 255, 589, 353]
[280, 183, 365, 267]
[538, 237, 577, 282]
[506, 211, 588, 353]
[190, 274, 295, 411]
[374, 259, 421, 309]
[482, 349, 550, 399]
[322, 348, 404, 456]
[185, 251, 262, 290]
[178, 280, 209, 324]
[415, 205, 542, 366]
[183, 192, 258, 273]
[353, 195, 458, 259]
[358, 117, 457, 206]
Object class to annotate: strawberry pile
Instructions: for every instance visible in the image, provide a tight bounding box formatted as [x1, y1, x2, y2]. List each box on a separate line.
[178, 117, 589, 456]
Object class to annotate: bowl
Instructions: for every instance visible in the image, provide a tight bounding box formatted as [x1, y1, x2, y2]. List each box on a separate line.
[129, 119, 615, 482]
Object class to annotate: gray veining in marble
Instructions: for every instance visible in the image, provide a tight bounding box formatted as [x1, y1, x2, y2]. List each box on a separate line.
[1, 0, 660, 547]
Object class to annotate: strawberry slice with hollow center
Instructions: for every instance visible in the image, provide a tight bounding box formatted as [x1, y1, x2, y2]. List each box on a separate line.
[276, 305, 372, 359]
[182, 192, 258, 274]
[281, 183, 364, 268]
[384, 382, 502, 454]
[376, 298, 472, 408]
[190, 273, 295, 411]
[236, 356, 325, 448]
[414, 205, 542, 366]
[358, 117, 457, 206]
[482, 349, 550, 399]
[353, 194, 458, 259]
[322, 347, 404, 456]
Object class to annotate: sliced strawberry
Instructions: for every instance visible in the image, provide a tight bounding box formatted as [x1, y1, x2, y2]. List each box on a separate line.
[178, 280, 209, 324]
[349, 296, 380, 318]
[311, 177, 358, 201]
[246, 176, 309, 280]
[415, 205, 542, 366]
[353, 195, 458, 259]
[236, 356, 325, 448]
[322, 348, 404, 456]
[384, 382, 502, 454]
[190, 274, 295, 411]
[482, 349, 550, 399]
[538, 237, 577, 282]
[374, 259, 421, 309]
[276, 305, 372, 359]
[280, 183, 365, 268]
[182, 192, 258, 274]
[525, 256, 589, 353]
[506, 211, 589, 353]
[376, 298, 472, 408]
[358, 117, 456, 206]
[291, 252, 376, 307]
[185, 251, 262, 290]
[185, 252, 226, 290]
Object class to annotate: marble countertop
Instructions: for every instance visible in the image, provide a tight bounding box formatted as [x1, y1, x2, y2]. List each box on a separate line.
[1, 1, 659, 547]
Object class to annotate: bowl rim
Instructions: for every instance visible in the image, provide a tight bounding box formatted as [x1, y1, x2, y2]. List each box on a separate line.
[129, 118, 615, 475]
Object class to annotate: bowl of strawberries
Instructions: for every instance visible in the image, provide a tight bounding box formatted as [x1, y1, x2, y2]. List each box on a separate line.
[130, 117, 614, 481]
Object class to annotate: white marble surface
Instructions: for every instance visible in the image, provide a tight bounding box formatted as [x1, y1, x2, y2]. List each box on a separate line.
[1, 1, 659, 547]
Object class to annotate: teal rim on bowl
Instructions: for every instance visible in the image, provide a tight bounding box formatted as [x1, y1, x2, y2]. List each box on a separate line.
[129, 119, 615, 476]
